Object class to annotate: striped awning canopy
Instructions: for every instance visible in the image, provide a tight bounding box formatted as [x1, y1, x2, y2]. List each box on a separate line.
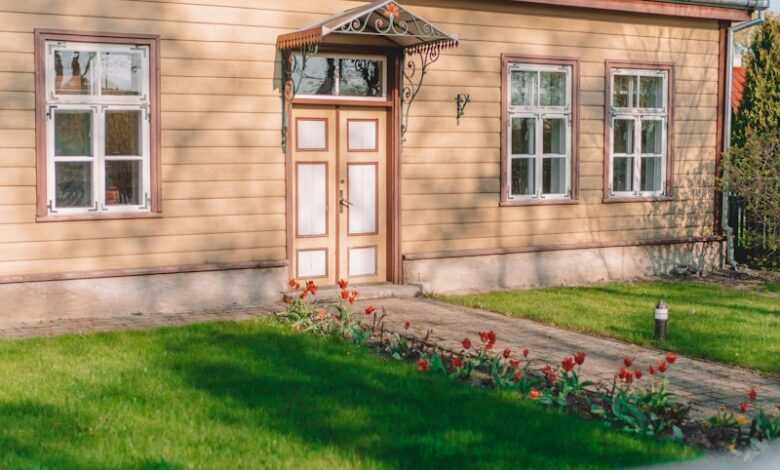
[276, 0, 458, 53]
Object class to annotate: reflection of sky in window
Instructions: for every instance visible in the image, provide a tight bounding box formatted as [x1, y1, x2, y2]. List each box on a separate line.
[102, 53, 139, 94]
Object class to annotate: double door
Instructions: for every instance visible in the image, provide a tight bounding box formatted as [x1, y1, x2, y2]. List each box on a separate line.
[291, 106, 387, 284]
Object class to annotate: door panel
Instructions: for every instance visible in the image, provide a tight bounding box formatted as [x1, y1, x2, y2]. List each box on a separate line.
[291, 107, 337, 284]
[338, 109, 387, 284]
[291, 106, 388, 285]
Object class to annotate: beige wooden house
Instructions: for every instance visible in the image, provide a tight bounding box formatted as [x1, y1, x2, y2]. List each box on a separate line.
[0, 0, 767, 321]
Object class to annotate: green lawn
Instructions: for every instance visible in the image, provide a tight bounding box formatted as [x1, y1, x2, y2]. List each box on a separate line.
[442, 281, 780, 374]
[0, 320, 695, 469]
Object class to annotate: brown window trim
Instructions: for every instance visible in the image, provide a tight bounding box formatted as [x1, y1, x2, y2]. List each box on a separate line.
[34, 29, 162, 222]
[500, 54, 580, 207]
[603, 61, 675, 204]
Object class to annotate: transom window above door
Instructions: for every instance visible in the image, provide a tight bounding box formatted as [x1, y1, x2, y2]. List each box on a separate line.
[607, 66, 672, 200]
[36, 32, 160, 220]
[503, 58, 577, 204]
[290, 53, 387, 100]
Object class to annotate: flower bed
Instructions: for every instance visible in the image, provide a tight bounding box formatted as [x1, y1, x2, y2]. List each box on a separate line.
[278, 279, 780, 455]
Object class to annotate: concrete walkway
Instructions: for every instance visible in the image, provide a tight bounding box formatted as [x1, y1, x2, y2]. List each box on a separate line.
[366, 297, 780, 418]
[0, 291, 777, 418]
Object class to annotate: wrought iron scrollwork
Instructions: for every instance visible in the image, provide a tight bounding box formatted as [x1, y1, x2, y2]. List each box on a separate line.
[401, 44, 442, 139]
[281, 43, 319, 152]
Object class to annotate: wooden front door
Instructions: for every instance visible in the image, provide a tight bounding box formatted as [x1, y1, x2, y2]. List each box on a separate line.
[291, 106, 388, 284]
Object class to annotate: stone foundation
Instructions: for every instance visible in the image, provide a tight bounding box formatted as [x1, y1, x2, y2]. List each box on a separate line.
[403, 242, 723, 294]
[0, 266, 287, 327]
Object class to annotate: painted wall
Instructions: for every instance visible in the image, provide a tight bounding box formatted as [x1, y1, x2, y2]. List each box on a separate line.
[0, 0, 721, 279]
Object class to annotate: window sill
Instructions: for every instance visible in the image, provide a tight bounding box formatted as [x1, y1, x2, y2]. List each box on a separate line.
[37, 212, 163, 223]
[500, 198, 579, 207]
[602, 195, 673, 204]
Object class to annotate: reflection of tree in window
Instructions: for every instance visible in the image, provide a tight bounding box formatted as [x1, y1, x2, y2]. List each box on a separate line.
[340, 59, 382, 97]
[54, 51, 94, 94]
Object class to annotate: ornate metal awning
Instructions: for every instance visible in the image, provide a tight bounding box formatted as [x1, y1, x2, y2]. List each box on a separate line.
[276, 1, 459, 149]
[276, 0, 458, 52]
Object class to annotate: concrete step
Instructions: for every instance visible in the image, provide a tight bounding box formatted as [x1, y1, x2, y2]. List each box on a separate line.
[290, 282, 422, 303]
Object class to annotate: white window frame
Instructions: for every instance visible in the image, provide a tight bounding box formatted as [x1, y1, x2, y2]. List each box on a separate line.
[608, 68, 669, 198]
[506, 62, 573, 201]
[44, 40, 151, 216]
[290, 53, 387, 101]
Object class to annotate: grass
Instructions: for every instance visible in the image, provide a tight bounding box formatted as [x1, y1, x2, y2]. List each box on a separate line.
[767, 282, 780, 293]
[442, 281, 780, 375]
[0, 320, 696, 469]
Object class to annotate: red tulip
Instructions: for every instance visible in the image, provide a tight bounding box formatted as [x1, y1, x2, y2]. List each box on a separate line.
[299, 291, 308, 300]
[305, 280, 317, 294]
[574, 351, 586, 366]
[748, 388, 758, 401]
[509, 359, 521, 370]
[364, 306, 376, 316]
[348, 290, 358, 304]
[502, 348, 512, 359]
[542, 365, 557, 384]
[618, 368, 629, 380]
[404, 321, 411, 330]
[648, 366, 656, 376]
[288, 278, 300, 290]
[340, 289, 350, 300]
[462, 338, 472, 350]
[623, 357, 634, 368]
[658, 361, 668, 373]
[562, 356, 576, 372]
[739, 401, 750, 413]
[416, 359, 429, 372]
[665, 352, 677, 364]
[513, 370, 524, 382]
[522, 348, 529, 358]
[634, 369, 643, 380]
[451, 356, 463, 369]
[529, 388, 540, 399]
[338, 279, 349, 289]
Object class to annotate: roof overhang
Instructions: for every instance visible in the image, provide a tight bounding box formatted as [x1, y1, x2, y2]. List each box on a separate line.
[510, 0, 764, 21]
[276, 0, 458, 53]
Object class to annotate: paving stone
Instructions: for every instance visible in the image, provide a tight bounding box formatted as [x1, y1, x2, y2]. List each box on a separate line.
[360, 297, 780, 418]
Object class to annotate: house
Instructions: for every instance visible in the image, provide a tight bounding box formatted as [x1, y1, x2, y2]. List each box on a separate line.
[0, 0, 767, 322]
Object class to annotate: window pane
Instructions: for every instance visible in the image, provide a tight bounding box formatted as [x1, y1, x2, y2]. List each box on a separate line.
[339, 59, 383, 97]
[105, 160, 142, 205]
[540, 71, 566, 106]
[291, 56, 336, 96]
[641, 120, 663, 155]
[511, 71, 537, 106]
[543, 118, 566, 154]
[641, 157, 663, 192]
[613, 119, 635, 154]
[543, 157, 566, 195]
[511, 117, 535, 155]
[101, 52, 144, 96]
[613, 75, 636, 108]
[106, 111, 141, 156]
[613, 157, 634, 193]
[55, 111, 92, 157]
[54, 50, 96, 95]
[55, 162, 92, 208]
[511, 158, 535, 196]
[639, 76, 664, 109]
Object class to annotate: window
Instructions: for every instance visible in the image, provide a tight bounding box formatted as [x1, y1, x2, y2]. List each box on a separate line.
[607, 66, 671, 199]
[290, 53, 386, 100]
[503, 59, 576, 203]
[36, 31, 159, 218]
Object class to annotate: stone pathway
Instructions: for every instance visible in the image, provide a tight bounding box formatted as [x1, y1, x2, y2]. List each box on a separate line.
[0, 291, 777, 419]
[365, 297, 780, 418]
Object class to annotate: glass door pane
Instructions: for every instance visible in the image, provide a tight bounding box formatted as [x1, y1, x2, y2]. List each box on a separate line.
[53, 49, 97, 96]
[511, 158, 535, 196]
[101, 51, 144, 96]
[55, 110, 93, 157]
[540, 71, 566, 106]
[511, 117, 535, 155]
[56, 162, 93, 208]
[613, 157, 634, 193]
[613, 75, 637, 108]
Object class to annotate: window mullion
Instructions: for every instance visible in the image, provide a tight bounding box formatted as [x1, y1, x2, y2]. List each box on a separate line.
[634, 115, 642, 194]
[535, 113, 543, 198]
[96, 106, 105, 210]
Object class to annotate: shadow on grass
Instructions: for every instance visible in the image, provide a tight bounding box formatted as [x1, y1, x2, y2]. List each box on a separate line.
[154, 323, 692, 469]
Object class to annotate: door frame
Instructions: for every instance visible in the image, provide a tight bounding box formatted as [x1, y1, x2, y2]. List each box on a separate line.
[284, 46, 402, 284]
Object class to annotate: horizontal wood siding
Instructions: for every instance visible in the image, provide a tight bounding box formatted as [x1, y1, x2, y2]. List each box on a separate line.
[399, 0, 722, 257]
[0, 0, 723, 277]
